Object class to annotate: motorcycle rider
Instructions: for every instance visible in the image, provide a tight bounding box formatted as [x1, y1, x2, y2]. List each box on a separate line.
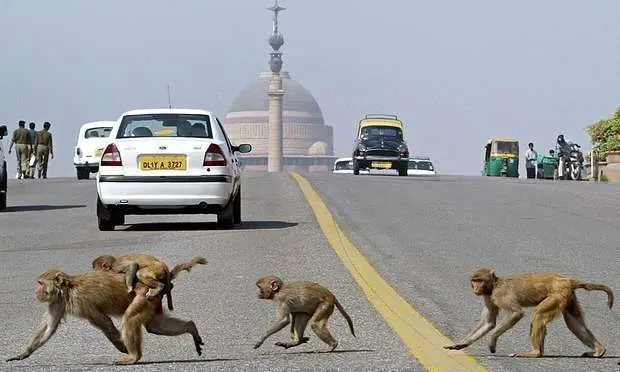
[556, 134, 582, 179]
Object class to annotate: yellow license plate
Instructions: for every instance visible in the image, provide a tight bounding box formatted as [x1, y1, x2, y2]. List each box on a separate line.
[372, 161, 392, 169]
[138, 155, 187, 171]
[95, 148, 103, 157]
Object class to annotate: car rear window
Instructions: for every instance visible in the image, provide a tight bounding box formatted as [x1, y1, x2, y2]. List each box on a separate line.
[116, 114, 213, 139]
[85, 127, 112, 138]
[408, 160, 433, 170]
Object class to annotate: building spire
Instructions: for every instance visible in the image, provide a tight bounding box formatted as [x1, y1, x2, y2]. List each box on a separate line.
[267, 0, 285, 72]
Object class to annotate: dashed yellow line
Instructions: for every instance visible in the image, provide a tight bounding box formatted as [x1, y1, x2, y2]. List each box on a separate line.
[290, 172, 487, 372]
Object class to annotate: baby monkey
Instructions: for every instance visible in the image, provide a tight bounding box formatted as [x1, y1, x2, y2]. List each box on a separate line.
[92, 253, 173, 310]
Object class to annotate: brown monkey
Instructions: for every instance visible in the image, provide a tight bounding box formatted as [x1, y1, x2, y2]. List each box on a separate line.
[6, 265, 204, 365]
[91, 253, 206, 312]
[92, 253, 174, 310]
[253, 275, 355, 351]
[443, 268, 614, 358]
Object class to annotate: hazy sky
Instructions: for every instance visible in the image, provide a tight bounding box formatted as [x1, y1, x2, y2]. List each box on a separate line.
[1, 0, 619, 177]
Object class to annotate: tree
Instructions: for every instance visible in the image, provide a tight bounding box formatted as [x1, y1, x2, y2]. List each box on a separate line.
[586, 106, 620, 160]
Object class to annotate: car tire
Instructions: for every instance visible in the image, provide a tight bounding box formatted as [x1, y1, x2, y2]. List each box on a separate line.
[77, 168, 89, 180]
[353, 159, 360, 175]
[96, 197, 119, 231]
[217, 198, 235, 229]
[398, 166, 408, 176]
[0, 164, 7, 210]
[233, 187, 241, 225]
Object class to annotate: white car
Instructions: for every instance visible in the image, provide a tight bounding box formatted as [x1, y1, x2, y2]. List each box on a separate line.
[332, 157, 369, 174]
[0, 125, 8, 210]
[96, 108, 252, 231]
[407, 156, 436, 176]
[74, 121, 116, 180]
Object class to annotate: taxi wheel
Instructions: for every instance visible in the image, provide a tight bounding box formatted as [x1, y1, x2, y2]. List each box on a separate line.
[233, 188, 241, 224]
[217, 199, 235, 229]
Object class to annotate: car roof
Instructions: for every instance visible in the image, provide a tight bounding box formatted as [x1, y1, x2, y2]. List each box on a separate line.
[334, 157, 352, 162]
[80, 121, 116, 128]
[119, 108, 214, 117]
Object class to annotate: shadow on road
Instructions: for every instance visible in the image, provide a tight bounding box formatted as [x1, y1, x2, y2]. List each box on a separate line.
[473, 353, 619, 359]
[2, 204, 86, 212]
[121, 220, 298, 232]
[281, 348, 375, 355]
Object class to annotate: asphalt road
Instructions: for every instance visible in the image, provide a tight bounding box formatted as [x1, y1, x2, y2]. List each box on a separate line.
[307, 172, 620, 372]
[1, 172, 619, 371]
[0, 173, 417, 371]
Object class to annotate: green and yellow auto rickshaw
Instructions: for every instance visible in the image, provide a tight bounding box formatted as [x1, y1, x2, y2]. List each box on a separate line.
[482, 137, 519, 177]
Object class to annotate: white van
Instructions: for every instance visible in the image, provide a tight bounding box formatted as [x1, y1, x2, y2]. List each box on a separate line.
[73, 121, 116, 180]
[333, 157, 369, 174]
[407, 156, 437, 176]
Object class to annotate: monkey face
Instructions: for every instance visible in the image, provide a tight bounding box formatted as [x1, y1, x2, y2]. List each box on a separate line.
[256, 275, 283, 299]
[471, 279, 488, 296]
[35, 270, 69, 302]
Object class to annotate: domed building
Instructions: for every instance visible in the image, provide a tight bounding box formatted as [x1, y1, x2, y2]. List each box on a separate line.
[223, 71, 336, 172]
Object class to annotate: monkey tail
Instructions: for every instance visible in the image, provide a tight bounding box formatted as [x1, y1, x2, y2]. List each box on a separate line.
[334, 297, 356, 337]
[575, 282, 614, 309]
[169, 256, 208, 281]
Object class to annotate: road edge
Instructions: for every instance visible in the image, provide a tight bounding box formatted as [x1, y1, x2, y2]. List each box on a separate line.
[289, 171, 487, 372]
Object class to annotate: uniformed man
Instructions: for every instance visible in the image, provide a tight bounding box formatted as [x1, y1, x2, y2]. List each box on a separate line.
[8, 120, 33, 179]
[27, 122, 38, 178]
[35, 122, 54, 179]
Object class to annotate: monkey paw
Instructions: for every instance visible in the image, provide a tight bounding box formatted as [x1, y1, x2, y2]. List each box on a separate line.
[6, 353, 30, 362]
[443, 344, 468, 351]
[253, 341, 263, 349]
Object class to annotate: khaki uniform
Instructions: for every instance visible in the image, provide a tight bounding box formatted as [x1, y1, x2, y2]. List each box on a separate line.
[35, 130, 53, 178]
[27, 129, 38, 178]
[12, 128, 32, 177]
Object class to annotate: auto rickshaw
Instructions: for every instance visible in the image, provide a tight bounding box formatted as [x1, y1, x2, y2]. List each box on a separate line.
[482, 137, 519, 177]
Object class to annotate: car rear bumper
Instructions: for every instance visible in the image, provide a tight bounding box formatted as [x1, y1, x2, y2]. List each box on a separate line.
[97, 175, 233, 207]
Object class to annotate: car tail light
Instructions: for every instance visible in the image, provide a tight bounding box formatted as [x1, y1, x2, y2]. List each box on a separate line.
[100, 143, 122, 166]
[203, 144, 227, 166]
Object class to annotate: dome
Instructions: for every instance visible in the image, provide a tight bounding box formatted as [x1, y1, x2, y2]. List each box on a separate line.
[227, 71, 324, 124]
[308, 141, 329, 156]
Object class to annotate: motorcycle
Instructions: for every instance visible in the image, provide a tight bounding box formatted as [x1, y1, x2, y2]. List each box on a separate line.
[558, 143, 584, 180]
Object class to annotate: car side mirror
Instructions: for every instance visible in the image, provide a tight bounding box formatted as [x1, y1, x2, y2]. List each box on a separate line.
[0, 125, 7, 138]
[233, 144, 252, 153]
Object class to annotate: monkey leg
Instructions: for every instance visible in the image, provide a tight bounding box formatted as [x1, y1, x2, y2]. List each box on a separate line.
[116, 295, 151, 365]
[146, 314, 204, 356]
[276, 313, 310, 349]
[562, 295, 606, 358]
[309, 303, 338, 352]
[87, 312, 128, 354]
[487, 310, 524, 353]
[511, 295, 566, 358]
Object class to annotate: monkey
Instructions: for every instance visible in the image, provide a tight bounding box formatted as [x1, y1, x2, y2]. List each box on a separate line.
[253, 275, 355, 352]
[443, 268, 614, 358]
[92, 253, 173, 310]
[92, 253, 207, 312]
[6, 262, 206, 365]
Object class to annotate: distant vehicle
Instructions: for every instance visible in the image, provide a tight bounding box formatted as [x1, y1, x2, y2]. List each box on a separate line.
[96, 108, 252, 231]
[482, 137, 519, 178]
[332, 157, 369, 174]
[351, 114, 409, 176]
[73, 121, 116, 180]
[407, 156, 436, 176]
[0, 125, 8, 210]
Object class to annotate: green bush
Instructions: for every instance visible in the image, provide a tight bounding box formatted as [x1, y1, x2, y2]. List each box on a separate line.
[586, 106, 620, 159]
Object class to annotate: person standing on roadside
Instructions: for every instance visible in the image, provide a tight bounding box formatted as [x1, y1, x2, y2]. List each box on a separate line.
[8, 120, 32, 179]
[26, 122, 38, 178]
[525, 142, 538, 179]
[35, 122, 54, 179]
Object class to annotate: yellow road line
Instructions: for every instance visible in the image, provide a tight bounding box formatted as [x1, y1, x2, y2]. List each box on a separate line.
[290, 172, 487, 372]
